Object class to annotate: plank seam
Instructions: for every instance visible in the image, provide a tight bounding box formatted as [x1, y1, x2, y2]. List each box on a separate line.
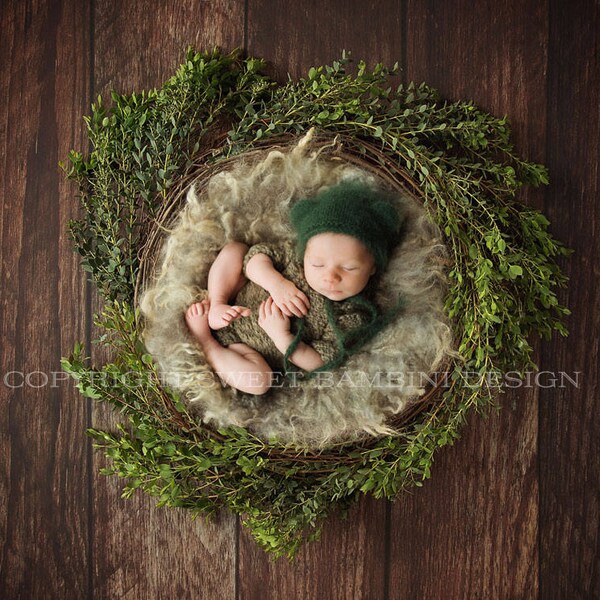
[86, 0, 95, 598]
[244, 0, 249, 54]
[540, 0, 552, 597]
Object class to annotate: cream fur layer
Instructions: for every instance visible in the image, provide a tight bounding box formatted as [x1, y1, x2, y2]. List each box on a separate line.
[140, 130, 453, 448]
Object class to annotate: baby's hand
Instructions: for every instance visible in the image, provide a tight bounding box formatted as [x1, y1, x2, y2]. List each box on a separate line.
[258, 297, 291, 341]
[268, 278, 310, 317]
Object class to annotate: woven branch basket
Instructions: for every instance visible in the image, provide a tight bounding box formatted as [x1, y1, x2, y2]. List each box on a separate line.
[136, 130, 455, 461]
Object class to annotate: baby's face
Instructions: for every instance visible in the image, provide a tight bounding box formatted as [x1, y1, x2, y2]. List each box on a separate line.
[303, 233, 376, 301]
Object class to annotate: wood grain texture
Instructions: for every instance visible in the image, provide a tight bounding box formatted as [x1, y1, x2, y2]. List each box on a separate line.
[240, 2, 403, 597]
[540, 1, 600, 598]
[247, 0, 403, 82]
[405, 0, 548, 175]
[0, 0, 598, 597]
[387, 1, 548, 597]
[94, 0, 245, 94]
[0, 0, 91, 597]
[238, 496, 388, 600]
[388, 405, 539, 598]
[89, 2, 245, 598]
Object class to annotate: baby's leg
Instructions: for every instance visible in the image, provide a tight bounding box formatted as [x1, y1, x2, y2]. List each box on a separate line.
[208, 241, 252, 330]
[186, 300, 272, 395]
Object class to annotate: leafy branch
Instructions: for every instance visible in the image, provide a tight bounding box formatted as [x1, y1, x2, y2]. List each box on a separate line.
[62, 49, 570, 558]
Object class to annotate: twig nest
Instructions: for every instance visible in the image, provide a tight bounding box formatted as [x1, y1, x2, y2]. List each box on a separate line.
[64, 50, 569, 558]
[140, 130, 453, 448]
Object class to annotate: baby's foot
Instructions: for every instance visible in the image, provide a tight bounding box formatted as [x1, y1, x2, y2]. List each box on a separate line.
[208, 303, 251, 330]
[185, 300, 213, 343]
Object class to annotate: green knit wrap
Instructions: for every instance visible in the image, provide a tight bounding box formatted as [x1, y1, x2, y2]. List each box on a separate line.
[289, 180, 404, 271]
[217, 182, 407, 382]
[283, 293, 405, 378]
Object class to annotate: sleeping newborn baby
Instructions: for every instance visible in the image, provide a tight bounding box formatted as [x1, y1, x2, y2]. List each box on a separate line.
[185, 180, 403, 395]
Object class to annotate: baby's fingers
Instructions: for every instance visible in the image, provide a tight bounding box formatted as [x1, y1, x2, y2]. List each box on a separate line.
[284, 300, 304, 318]
[269, 298, 284, 316]
[296, 290, 310, 310]
[289, 296, 309, 316]
[279, 302, 294, 317]
[258, 300, 266, 321]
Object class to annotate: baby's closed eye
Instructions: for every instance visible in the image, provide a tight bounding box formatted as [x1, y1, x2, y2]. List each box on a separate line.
[310, 264, 358, 271]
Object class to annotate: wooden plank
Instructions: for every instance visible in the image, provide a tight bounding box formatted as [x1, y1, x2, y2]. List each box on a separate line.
[94, 0, 245, 94]
[240, 2, 403, 596]
[0, 0, 91, 597]
[387, 408, 539, 597]
[0, 0, 595, 596]
[90, 2, 245, 598]
[386, 1, 547, 597]
[238, 496, 388, 599]
[540, 1, 600, 597]
[247, 0, 403, 81]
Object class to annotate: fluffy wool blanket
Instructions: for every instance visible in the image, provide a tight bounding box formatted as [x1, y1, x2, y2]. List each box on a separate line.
[140, 130, 453, 448]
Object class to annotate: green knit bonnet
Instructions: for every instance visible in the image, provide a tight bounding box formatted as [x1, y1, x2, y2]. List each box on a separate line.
[289, 180, 403, 271]
[284, 180, 405, 378]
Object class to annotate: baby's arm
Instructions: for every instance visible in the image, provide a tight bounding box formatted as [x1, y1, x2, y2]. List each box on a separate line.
[258, 298, 324, 371]
[278, 338, 325, 371]
[283, 340, 325, 371]
[245, 253, 309, 318]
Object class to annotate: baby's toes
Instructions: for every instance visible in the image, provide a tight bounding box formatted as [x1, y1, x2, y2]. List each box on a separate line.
[187, 301, 208, 319]
[228, 306, 250, 319]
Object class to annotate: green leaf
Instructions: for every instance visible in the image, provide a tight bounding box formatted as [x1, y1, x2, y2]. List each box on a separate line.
[508, 265, 523, 279]
[63, 49, 570, 561]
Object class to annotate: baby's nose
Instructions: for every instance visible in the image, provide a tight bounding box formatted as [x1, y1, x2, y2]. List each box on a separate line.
[323, 269, 341, 283]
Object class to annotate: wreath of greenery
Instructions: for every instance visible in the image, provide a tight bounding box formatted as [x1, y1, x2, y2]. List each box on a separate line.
[61, 49, 569, 558]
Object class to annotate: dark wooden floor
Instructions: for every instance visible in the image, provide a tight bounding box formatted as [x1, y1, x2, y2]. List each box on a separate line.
[1, 1, 598, 598]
